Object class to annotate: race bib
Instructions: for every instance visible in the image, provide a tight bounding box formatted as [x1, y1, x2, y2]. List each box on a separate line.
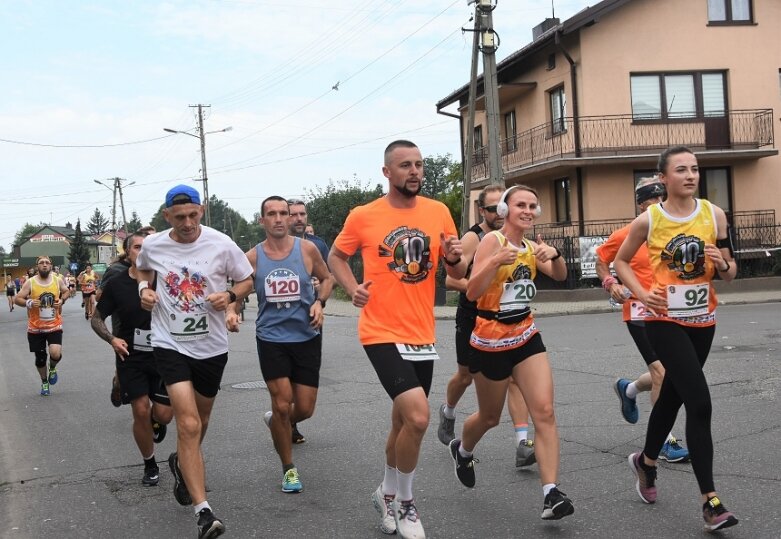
[264, 269, 301, 304]
[667, 283, 710, 318]
[39, 307, 55, 320]
[499, 279, 536, 311]
[169, 312, 209, 341]
[629, 301, 648, 321]
[396, 343, 439, 361]
[134, 328, 153, 352]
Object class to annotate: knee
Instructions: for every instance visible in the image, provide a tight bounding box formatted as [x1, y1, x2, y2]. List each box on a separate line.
[271, 399, 292, 420]
[176, 414, 203, 439]
[531, 402, 556, 428]
[688, 399, 712, 423]
[34, 351, 47, 368]
[154, 405, 174, 424]
[132, 399, 151, 421]
[453, 370, 472, 389]
[479, 410, 502, 430]
[403, 409, 429, 436]
[296, 402, 315, 421]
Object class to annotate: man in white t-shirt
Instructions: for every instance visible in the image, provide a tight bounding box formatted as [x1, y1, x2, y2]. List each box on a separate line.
[137, 184, 253, 539]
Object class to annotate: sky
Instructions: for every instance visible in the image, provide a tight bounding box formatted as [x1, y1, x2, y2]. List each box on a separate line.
[0, 0, 594, 252]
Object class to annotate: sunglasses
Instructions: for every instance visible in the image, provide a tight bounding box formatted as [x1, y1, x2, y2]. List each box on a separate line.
[482, 205, 498, 213]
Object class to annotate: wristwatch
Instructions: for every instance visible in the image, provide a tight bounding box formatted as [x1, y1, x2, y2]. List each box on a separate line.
[226, 290, 237, 303]
[317, 298, 327, 308]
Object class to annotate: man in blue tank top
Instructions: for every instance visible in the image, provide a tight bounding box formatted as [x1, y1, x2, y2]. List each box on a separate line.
[242, 196, 333, 494]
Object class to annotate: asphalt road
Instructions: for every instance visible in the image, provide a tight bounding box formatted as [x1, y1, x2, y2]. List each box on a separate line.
[0, 300, 779, 538]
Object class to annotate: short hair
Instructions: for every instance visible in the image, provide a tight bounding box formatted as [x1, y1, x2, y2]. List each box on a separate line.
[261, 196, 289, 217]
[122, 231, 150, 253]
[36, 256, 52, 264]
[478, 185, 505, 208]
[657, 146, 695, 174]
[287, 198, 307, 209]
[138, 225, 156, 235]
[384, 140, 418, 165]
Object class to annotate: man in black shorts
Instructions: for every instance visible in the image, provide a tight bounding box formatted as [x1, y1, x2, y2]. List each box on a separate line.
[137, 185, 253, 539]
[92, 231, 173, 486]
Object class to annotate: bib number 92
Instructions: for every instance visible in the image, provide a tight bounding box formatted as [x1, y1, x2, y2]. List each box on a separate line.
[667, 283, 709, 318]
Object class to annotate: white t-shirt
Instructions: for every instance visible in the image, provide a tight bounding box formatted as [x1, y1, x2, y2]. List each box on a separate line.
[136, 226, 253, 359]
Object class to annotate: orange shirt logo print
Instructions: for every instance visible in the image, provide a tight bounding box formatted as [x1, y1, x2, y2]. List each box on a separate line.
[380, 226, 432, 284]
[662, 233, 706, 280]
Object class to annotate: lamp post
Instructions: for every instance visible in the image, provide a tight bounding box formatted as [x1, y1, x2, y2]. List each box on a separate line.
[164, 112, 232, 227]
[94, 178, 135, 260]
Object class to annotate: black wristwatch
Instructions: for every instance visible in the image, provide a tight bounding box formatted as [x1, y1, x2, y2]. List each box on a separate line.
[317, 298, 327, 308]
[550, 247, 562, 261]
[226, 290, 237, 303]
[444, 256, 462, 267]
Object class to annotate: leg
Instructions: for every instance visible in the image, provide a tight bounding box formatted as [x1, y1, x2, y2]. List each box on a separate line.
[445, 365, 473, 410]
[290, 383, 318, 423]
[646, 361, 665, 405]
[130, 396, 154, 459]
[506, 379, 530, 434]
[461, 374, 509, 452]
[266, 377, 295, 466]
[389, 387, 430, 474]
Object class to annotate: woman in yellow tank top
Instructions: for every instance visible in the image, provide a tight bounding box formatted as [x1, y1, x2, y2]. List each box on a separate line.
[615, 146, 738, 531]
[448, 185, 574, 521]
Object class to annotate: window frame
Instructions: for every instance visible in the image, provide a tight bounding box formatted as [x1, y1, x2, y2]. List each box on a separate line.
[707, 0, 754, 26]
[504, 110, 517, 153]
[548, 85, 566, 136]
[629, 70, 728, 123]
[699, 166, 733, 215]
[554, 177, 571, 224]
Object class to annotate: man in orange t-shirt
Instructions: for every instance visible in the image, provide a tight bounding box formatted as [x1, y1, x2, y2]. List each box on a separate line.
[595, 177, 689, 462]
[330, 140, 465, 538]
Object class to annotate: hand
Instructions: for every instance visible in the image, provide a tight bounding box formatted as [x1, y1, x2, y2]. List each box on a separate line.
[139, 288, 158, 311]
[639, 286, 667, 316]
[111, 337, 130, 359]
[352, 280, 372, 308]
[205, 291, 231, 312]
[440, 232, 462, 262]
[609, 283, 628, 304]
[704, 244, 727, 270]
[493, 244, 519, 266]
[533, 235, 559, 263]
[309, 301, 324, 329]
[225, 311, 240, 332]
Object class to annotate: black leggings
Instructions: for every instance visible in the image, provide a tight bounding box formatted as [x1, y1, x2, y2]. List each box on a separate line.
[643, 322, 716, 494]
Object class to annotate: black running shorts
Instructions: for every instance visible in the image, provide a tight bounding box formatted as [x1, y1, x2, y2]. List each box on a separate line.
[455, 309, 478, 369]
[257, 334, 322, 388]
[117, 351, 171, 405]
[152, 347, 228, 399]
[364, 343, 434, 400]
[27, 330, 63, 353]
[471, 332, 546, 381]
[626, 321, 659, 366]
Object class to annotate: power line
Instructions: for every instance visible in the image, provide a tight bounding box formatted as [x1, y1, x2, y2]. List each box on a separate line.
[0, 134, 175, 149]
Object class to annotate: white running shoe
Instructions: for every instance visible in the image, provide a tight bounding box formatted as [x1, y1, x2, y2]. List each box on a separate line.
[371, 485, 396, 535]
[392, 498, 425, 539]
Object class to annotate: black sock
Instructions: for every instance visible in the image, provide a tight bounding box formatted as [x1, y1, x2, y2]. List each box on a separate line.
[144, 456, 158, 470]
[638, 455, 656, 471]
[283, 463, 295, 473]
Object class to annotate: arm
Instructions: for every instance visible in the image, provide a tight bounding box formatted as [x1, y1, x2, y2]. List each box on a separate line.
[90, 306, 130, 358]
[329, 246, 371, 308]
[14, 279, 33, 307]
[229, 248, 257, 317]
[615, 213, 665, 314]
[531, 235, 567, 282]
[706, 206, 737, 283]
[595, 233, 629, 303]
[304, 242, 334, 329]
[441, 232, 466, 280]
[136, 269, 158, 312]
[466, 234, 516, 301]
[446, 231, 480, 293]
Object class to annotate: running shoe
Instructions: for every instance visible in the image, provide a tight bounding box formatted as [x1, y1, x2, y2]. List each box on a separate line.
[437, 404, 455, 445]
[110, 375, 121, 408]
[282, 467, 303, 493]
[702, 496, 739, 531]
[47, 367, 58, 385]
[541, 487, 575, 520]
[515, 439, 536, 468]
[197, 508, 225, 539]
[263, 410, 272, 429]
[291, 423, 306, 444]
[151, 417, 167, 444]
[168, 452, 192, 505]
[659, 437, 690, 463]
[449, 439, 476, 488]
[142, 465, 160, 486]
[613, 378, 638, 424]
[40, 381, 50, 397]
[371, 484, 396, 535]
[392, 498, 425, 539]
[628, 452, 657, 504]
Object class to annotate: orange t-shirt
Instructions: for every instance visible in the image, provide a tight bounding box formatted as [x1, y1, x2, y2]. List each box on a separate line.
[596, 224, 653, 322]
[333, 196, 458, 345]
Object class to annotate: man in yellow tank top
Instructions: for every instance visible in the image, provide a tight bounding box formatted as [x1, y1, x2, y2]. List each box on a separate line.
[14, 255, 70, 396]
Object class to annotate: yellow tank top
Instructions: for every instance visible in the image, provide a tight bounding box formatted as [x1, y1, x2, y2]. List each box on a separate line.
[471, 232, 539, 351]
[646, 199, 718, 326]
[28, 276, 62, 333]
[81, 271, 97, 293]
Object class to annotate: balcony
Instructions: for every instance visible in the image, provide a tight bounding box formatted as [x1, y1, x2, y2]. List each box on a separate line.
[470, 109, 776, 182]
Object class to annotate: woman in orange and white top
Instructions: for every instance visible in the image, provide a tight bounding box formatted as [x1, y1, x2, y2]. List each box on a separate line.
[448, 185, 573, 521]
[615, 146, 738, 531]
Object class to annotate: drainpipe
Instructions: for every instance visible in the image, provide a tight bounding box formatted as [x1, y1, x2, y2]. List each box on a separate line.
[555, 30, 585, 236]
[437, 108, 468, 233]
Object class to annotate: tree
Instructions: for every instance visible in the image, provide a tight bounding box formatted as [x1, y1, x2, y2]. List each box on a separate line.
[67, 219, 92, 271]
[14, 222, 47, 247]
[420, 154, 456, 199]
[125, 211, 144, 233]
[86, 208, 110, 236]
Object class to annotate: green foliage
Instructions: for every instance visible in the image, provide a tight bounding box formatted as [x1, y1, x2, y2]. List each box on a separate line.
[124, 211, 144, 233]
[14, 222, 46, 247]
[86, 208, 110, 235]
[67, 220, 91, 271]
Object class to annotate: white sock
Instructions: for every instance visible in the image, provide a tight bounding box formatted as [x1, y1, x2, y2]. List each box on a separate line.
[542, 483, 556, 497]
[382, 464, 397, 496]
[458, 444, 473, 459]
[397, 469, 415, 502]
[625, 382, 639, 399]
[666, 432, 676, 443]
[514, 423, 529, 445]
[193, 501, 211, 515]
[443, 404, 456, 420]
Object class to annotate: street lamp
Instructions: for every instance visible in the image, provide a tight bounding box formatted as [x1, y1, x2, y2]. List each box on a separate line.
[94, 179, 136, 260]
[164, 124, 232, 227]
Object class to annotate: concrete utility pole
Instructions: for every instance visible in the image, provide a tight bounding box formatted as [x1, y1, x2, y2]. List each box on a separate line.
[95, 178, 135, 260]
[461, 8, 481, 234]
[194, 104, 211, 226]
[477, 0, 504, 187]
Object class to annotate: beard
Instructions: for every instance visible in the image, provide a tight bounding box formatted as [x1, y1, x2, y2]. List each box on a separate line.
[392, 181, 420, 199]
[38, 269, 51, 279]
[486, 216, 503, 231]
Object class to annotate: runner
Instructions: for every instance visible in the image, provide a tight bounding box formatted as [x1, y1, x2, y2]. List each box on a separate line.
[329, 140, 465, 539]
[615, 146, 739, 531]
[448, 184, 574, 521]
[14, 256, 70, 396]
[78, 263, 98, 320]
[91, 231, 173, 486]
[245, 196, 333, 493]
[595, 176, 689, 463]
[6, 276, 16, 311]
[137, 184, 253, 539]
[437, 184, 536, 468]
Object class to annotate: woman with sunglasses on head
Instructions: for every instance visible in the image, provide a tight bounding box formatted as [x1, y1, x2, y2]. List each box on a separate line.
[614, 146, 738, 531]
[448, 184, 574, 521]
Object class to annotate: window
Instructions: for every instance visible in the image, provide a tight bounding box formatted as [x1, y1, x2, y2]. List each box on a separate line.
[473, 125, 485, 163]
[700, 167, 732, 213]
[549, 86, 566, 134]
[554, 177, 571, 223]
[630, 71, 726, 120]
[547, 53, 556, 70]
[504, 110, 517, 152]
[707, 0, 753, 24]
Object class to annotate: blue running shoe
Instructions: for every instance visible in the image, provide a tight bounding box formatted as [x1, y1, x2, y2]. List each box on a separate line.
[613, 378, 638, 424]
[48, 367, 58, 385]
[40, 382, 50, 396]
[659, 437, 690, 463]
[282, 468, 303, 493]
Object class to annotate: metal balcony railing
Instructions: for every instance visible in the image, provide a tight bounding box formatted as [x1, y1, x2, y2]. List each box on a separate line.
[471, 109, 775, 181]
